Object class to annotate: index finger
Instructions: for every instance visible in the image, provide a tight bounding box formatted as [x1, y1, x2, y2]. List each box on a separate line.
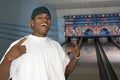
[15, 38, 27, 46]
[74, 42, 79, 48]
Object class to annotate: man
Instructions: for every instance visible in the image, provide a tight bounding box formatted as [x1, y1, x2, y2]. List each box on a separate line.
[0, 6, 80, 80]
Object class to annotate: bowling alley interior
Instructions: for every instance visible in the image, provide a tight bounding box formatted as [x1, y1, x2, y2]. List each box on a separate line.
[0, 0, 120, 80]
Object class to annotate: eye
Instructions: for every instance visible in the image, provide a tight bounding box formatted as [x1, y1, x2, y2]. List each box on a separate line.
[37, 16, 43, 20]
[46, 17, 51, 20]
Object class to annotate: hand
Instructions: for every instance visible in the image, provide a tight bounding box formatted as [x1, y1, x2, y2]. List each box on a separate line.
[4, 38, 27, 62]
[69, 42, 80, 59]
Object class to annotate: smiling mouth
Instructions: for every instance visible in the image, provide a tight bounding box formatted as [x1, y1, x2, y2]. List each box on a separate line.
[41, 23, 48, 27]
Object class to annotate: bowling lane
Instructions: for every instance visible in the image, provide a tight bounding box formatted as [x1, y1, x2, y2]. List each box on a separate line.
[100, 41, 120, 80]
[68, 40, 100, 80]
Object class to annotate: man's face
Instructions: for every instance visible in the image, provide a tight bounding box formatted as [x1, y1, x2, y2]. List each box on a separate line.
[30, 13, 51, 37]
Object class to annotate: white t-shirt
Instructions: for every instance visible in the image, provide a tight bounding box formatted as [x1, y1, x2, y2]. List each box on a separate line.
[0, 35, 70, 80]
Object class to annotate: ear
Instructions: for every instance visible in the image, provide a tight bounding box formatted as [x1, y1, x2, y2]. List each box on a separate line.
[30, 20, 34, 29]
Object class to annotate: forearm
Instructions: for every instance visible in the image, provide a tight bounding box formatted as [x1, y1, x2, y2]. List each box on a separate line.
[65, 57, 80, 79]
[0, 58, 11, 80]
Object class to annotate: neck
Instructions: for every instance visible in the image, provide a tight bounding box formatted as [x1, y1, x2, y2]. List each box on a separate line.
[32, 33, 47, 37]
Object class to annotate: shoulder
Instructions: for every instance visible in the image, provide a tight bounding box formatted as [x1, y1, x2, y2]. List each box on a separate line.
[10, 35, 30, 47]
[47, 37, 61, 46]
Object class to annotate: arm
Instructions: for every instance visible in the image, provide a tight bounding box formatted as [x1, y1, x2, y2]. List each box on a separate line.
[0, 38, 26, 80]
[0, 58, 12, 80]
[65, 43, 80, 80]
[65, 57, 80, 80]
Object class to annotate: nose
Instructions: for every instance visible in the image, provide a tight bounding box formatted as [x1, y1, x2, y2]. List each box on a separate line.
[43, 17, 47, 22]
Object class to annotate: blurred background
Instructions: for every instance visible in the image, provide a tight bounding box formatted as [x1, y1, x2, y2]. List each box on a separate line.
[0, 0, 120, 80]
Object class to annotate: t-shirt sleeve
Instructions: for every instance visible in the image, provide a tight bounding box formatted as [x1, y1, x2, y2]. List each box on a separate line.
[0, 40, 20, 64]
[0, 44, 12, 63]
[57, 43, 70, 72]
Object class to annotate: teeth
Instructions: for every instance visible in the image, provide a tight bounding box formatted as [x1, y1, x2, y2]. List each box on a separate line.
[41, 23, 47, 26]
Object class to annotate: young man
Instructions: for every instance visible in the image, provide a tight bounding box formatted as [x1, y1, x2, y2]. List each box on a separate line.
[0, 6, 80, 80]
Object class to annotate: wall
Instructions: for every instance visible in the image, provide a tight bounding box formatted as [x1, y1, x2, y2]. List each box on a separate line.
[57, 7, 120, 17]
